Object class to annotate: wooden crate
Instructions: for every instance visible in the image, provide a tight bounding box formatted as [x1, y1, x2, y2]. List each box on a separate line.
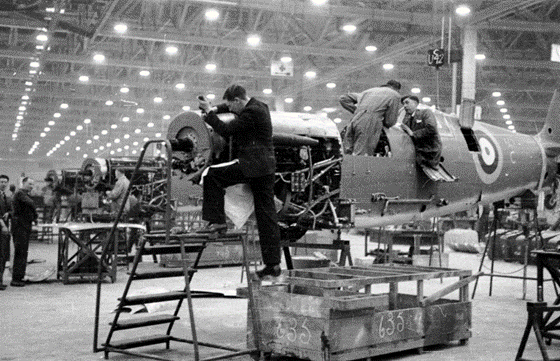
[248, 265, 473, 361]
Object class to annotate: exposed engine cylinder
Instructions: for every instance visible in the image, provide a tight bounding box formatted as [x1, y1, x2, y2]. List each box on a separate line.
[167, 111, 346, 238]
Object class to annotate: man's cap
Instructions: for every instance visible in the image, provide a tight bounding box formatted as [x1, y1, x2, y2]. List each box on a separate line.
[385, 80, 402, 90]
[401, 95, 420, 104]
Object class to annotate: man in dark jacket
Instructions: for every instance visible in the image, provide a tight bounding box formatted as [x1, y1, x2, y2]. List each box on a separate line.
[339, 80, 401, 155]
[11, 177, 38, 287]
[0, 174, 11, 290]
[197, 84, 281, 279]
[400, 95, 442, 169]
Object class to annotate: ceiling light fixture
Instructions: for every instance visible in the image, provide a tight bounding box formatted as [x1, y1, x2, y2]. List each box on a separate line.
[139, 70, 150, 77]
[365, 45, 377, 52]
[455, 5, 471, 16]
[165, 45, 178, 55]
[305, 71, 316, 79]
[114, 23, 127, 33]
[205, 8, 220, 21]
[342, 24, 357, 33]
[93, 53, 105, 63]
[247, 35, 261, 47]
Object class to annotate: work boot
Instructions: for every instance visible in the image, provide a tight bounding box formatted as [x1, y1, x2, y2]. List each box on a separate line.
[196, 223, 227, 234]
[10, 280, 25, 287]
[256, 264, 281, 279]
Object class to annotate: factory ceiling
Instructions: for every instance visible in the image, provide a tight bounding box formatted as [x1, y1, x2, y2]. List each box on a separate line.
[0, 0, 559, 161]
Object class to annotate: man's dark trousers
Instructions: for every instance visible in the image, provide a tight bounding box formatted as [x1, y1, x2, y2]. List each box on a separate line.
[11, 221, 32, 282]
[0, 231, 9, 284]
[202, 162, 281, 266]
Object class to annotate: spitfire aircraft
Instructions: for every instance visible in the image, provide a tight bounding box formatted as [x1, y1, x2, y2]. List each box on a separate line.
[165, 90, 560, 237]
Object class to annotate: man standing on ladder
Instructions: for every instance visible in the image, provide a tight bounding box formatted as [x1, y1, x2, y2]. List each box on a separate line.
[197, 84, 282, 279]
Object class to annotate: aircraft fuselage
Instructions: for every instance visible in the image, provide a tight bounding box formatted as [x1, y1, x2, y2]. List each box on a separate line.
[340, 111, 551, 228]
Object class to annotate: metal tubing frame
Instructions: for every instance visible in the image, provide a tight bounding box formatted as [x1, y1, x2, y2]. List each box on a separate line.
[93, 138, 262, 361]
[94, 139, 173, 353]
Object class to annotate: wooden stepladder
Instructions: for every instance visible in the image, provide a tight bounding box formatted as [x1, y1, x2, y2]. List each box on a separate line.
[93, 139, 262, 361]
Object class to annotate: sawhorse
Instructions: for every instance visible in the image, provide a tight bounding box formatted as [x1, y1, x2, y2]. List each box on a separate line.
[281, 238, 352, 269]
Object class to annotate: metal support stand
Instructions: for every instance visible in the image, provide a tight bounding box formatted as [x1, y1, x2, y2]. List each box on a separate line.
[281, 229, 352, 269]
[473, 201, 544, 299]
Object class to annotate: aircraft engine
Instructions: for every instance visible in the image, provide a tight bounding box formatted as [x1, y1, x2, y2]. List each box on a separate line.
[79, 157, 168, 219]
[167, 111, 349, 239]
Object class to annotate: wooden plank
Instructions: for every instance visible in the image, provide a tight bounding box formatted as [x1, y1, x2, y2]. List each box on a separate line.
[420, 272, 483, 307]
[330, 338, 425, 361]
[330, 294, 389, 311]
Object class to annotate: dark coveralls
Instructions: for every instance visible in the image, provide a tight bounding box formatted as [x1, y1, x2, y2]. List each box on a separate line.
[339, 86, 401, 156]
[11, 189, 38, 282]
[202, 98, 281, 266]
[0, 191, 11, 285]
[402, 108, 442, 169]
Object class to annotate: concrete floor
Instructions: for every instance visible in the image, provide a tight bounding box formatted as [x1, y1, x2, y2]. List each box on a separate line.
[1, 231, 559, 361]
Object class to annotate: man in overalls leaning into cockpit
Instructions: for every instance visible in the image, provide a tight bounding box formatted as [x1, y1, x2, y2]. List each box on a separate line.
[339, 80, 401, 156]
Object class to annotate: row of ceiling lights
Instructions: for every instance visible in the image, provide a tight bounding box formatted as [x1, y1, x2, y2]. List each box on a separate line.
[491, 91, 515, 132]
[24, 26, 52, 155]
[29, 2, 477, 157]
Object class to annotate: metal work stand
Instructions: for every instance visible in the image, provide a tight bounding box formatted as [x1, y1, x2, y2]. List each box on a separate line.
[281, 229, 353, 269]
[472, 201, 543, 299]
[92, 139, 262, 361]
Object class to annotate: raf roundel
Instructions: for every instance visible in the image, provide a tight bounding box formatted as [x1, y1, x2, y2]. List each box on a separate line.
[472, 126, 503, 184]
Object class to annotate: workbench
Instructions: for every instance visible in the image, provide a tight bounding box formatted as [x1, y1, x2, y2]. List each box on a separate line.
[364, 228, 443, 264]
[57, 223, 145, 284]
[249, 264, 477, 361]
